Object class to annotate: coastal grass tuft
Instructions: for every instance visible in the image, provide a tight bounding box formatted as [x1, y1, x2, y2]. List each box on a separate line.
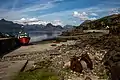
[14, 69, 59, 80]
[14, 60, 59, 80]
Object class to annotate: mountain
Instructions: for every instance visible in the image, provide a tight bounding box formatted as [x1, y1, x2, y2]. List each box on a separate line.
[0, 19, 21, 33]
[44, 23, 63, 31]
[24, 23, 63, 31]
[63, 25, 74, 30]
[24, 24, 45, 31]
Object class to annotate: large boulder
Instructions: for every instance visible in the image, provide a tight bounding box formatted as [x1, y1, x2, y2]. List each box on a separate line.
[63, 53, 93, 73]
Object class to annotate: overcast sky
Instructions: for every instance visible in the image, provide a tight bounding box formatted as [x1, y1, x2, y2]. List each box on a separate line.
[0, 0, 120, 26]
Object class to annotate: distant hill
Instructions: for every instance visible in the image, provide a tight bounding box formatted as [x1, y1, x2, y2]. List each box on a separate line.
[61, 14, 120, 36]
[77, 14, 120, 30]
[63, 25, 74, 31]
[0, 19, 21, 33]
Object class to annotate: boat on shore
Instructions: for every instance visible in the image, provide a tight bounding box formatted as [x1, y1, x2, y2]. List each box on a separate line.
[18, 31, 30, 45]
[18, 26, 30, 45]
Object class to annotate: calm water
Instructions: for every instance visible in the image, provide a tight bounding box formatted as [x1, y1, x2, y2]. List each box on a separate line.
[28, 31, 61, 43]
[1, 31, 62, 43]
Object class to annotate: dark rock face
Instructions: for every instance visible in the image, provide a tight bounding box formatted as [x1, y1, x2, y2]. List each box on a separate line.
[70, 56, 83, 73]
[110, 65, 120, 80]
[70, 53, 93, 73]
[103, 51, 120, 80]
[80, 53, 93, 70]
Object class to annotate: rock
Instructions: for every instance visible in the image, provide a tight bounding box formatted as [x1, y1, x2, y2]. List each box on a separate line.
[85, 76, 92, 80]
[103, 51, 120, 80]
[80, 60, 87, 70]
[70, 56, 83, 73]
[110, 64, 120, 80]
[63, 61, 70, 69]
[62, 52, 94, 74]
[80, 53, 93, 70]
[51, 44, 57, 46]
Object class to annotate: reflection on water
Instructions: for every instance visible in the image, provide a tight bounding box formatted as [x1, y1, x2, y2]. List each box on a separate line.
[29, 31, 61, 43]
[1, 31, 62, 43]
[30, 34, 47, 42]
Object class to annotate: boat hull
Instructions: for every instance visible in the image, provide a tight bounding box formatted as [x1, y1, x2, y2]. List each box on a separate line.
[19, 37, 30, 45]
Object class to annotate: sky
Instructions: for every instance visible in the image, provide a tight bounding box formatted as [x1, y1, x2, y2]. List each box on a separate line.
[0, 0, 120, 26]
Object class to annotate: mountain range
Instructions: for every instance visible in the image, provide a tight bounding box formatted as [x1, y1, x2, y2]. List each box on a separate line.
[24, 23, 63, 31]
[0, 19, 21, 33]
[0, 19, 73, 33]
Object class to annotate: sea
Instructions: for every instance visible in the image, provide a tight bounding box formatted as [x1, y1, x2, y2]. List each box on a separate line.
[28, 31, 62, 43]
[1, 30, 63, 43]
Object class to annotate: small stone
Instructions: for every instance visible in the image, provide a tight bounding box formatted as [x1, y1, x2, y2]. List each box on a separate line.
[85, 76, 92, 80]
[63, 61, 70, 68]
[66, 51, 70, 54]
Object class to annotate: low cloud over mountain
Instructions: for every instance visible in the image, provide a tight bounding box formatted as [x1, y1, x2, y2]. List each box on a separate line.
[15, 18, 63, 26]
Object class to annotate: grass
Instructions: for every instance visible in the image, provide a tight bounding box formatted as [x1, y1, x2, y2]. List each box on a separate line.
[14, 60, 59, 80]
[14, 69, 59, 80]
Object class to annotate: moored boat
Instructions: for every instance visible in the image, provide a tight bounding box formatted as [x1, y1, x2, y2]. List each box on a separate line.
[18, 32, 30, 45]
[18, 26, 30, 45]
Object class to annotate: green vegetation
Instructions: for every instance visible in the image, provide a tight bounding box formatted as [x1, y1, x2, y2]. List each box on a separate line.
[14, 69, 59, 80]
[14, 60, 59, 80]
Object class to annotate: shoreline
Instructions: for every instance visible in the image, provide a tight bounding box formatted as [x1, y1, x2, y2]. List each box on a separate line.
[31, 35, 81, 45]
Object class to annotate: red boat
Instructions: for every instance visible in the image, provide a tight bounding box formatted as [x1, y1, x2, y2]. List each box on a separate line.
[18, 32, 30, 45]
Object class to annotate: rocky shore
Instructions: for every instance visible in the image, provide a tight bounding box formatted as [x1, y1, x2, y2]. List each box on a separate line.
[1, 36, 110, 80]
[1, 31, 120, 80]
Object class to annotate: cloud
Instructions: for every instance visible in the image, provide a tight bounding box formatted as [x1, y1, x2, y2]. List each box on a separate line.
[52, 20, 63, 26]
[29, 18, 38, 21]
[15, 18, 47, 25]
[11, 5, 120, 26]
[15, 18, 63, 26]
[52, 0, 64, 4]
[20, 2, 54, 12]
[90, 13, 98, 16]
[0, 0, 58, 20]
[36, 6, 119, 25]
[12, 0, 64, 13]
[20, 18, 26, 21]
[73, 11, 88, 20]
[0, 0, 120, 26]
[28, 21, 49, 25]
[108, 8, 120, 15]
[73, 11, 97, 20]
[89, 17, 97, 20]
